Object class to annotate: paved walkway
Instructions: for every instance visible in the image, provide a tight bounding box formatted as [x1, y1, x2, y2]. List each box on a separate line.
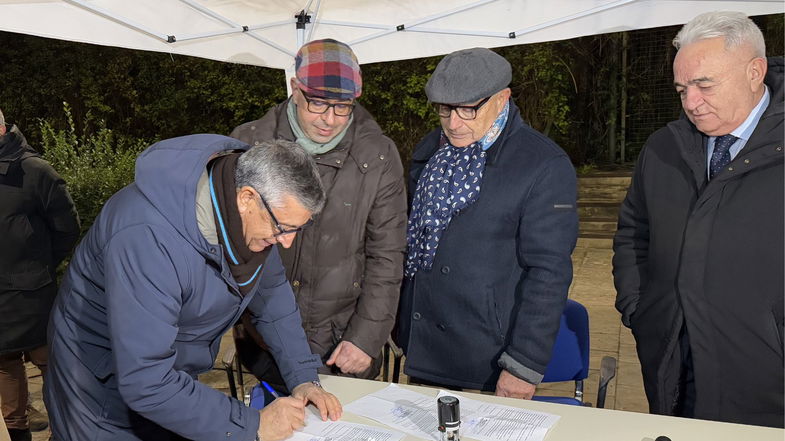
[24, 237, 647, 440]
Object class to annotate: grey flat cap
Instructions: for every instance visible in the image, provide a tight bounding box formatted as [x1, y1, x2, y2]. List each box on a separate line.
[425, 47, 512, 104]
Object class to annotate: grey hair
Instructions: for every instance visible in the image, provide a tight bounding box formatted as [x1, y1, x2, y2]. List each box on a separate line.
[235, 139, 326, 214]
[0, 108, 5, 127]
[673, 11, 765, 57]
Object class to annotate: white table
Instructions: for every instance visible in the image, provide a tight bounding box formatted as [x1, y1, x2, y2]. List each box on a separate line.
[318, 375, 785, 441]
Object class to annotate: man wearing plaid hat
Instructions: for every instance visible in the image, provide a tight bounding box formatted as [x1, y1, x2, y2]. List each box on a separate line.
[231, 39, 406, 389]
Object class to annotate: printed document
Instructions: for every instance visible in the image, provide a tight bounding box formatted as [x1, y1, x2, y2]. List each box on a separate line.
[344, 383, 559, 441]
[288, 409, 406, 441]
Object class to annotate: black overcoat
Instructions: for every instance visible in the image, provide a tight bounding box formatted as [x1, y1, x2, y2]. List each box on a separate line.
[613, 58, 784, 427]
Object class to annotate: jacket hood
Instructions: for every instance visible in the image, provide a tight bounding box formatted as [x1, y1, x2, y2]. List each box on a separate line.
[134, 134, 249, 251]
[0, 125, 38, 164]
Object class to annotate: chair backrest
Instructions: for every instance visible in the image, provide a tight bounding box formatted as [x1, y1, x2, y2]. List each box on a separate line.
[541, 299, 590, 383]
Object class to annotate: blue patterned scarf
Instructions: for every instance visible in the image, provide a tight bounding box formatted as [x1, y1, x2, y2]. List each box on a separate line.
[405, 101, 509, 278]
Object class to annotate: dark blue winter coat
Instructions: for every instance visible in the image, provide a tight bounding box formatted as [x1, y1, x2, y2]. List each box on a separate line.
[45, 134, 321, 441]
[398, 102, 578, 390]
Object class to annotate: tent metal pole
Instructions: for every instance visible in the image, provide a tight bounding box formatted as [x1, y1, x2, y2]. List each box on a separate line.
[177, 0, 294, 56]
[399, 27, 508, 38]
[65, 0, 170, 42]
[512, 0, 638, 37]
[349, 0, 497, 46]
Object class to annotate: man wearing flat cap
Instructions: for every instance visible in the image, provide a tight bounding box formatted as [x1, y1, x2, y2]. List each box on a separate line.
[232, 39, 407, 389]
[398, 48, 578, 398]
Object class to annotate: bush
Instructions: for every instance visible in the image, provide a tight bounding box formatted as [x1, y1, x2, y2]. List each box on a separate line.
[40, 103, 150, 235]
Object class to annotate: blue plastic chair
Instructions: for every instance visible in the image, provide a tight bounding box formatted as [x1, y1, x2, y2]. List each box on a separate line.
[532, 299, 616, 407]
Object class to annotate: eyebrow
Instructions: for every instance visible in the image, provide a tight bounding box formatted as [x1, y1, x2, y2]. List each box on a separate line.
[674, 76, 713, 88]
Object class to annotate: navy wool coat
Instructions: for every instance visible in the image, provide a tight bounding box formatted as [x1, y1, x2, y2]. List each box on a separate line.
[398, 102, 579, 390]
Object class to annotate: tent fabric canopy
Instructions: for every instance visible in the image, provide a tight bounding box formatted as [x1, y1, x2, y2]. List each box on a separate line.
[1, 0, 782, 70]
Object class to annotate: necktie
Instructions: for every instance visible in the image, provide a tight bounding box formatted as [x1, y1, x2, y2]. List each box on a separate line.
[709, 134, 738, 180]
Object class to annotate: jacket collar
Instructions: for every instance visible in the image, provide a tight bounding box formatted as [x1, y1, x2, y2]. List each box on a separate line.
[412, 99, 525, 166]
[669, 56, 784, 194]
[0, 125, 39, 175]
[270, 97, 385, 171]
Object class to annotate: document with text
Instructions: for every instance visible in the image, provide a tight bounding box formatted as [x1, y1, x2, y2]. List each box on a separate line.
[288, 409, 406, 441]
[344, 384, 559, 441]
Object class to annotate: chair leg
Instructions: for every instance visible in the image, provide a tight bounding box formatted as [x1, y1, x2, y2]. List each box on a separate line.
[225, 365, 238, 399]
[382, 343, 390, 382]
[597, 356, 618, 409]
[385, 336, 404, 383]
[235, 354, 246, 403]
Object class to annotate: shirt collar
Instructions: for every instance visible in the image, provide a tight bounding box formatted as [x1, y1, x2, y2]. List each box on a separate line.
[731, 85, 770, 141]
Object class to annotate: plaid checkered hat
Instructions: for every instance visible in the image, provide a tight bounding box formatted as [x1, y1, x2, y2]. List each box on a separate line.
[295, 39, 362, 100]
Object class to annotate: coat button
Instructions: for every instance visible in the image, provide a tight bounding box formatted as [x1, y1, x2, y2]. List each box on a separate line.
[777, 147, 782, 151]
[292, 280, 301, 287]
[254, 141, 260, 146]
[413, 312, 421, 320]
[362, 163, 369, 168]
[226, 432, 232, 437]
[441, 266, 450, 274]
[336, 159, 342, 164]
[728, 166, 734, 171]
[744, 159, 750, 164]
[353, 282, 360, 288]
[437, 324, 446, 331]
[379, 155, 385, 160]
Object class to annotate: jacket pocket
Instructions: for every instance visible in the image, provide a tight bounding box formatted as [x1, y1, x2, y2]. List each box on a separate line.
[772, 309, 784, 360]
[0, 267, 52, 291]
[485, 287, 505, 344]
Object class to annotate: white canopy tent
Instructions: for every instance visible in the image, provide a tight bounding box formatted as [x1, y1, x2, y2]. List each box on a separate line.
[1, 0, 782, 80]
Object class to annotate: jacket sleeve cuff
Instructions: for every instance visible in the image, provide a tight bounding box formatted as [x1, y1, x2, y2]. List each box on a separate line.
[497, 352, 544, 385]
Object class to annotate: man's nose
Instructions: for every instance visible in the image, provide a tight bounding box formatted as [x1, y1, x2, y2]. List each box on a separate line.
[682, 88, 703, 111]
[321, 107, 336, 125]
[277, 233, 296, 248]
[447, 110, 464, 130]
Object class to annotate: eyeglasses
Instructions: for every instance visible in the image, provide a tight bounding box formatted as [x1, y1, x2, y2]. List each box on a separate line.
[300, 91, 355, 117]
[433, 96, 492, 120]
[257, 193, 311, 238]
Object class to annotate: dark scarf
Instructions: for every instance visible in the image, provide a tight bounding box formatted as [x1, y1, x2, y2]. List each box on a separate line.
[404, 101, 510, 278]
[208, 153, 270, 295]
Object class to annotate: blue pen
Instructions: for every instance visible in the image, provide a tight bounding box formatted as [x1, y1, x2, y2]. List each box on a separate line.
[261, 381, 280, 398]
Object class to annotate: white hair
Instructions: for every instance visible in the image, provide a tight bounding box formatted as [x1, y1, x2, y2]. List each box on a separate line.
[0, 109, 4, 127]
[673, 11, 766, 57]
[235, 139, 326, 214]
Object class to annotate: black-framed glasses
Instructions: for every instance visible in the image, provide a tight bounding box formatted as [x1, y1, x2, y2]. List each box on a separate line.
[300, 91, 355, 117]
[258, 193, 311, 238]
[433, 95, 492, 120]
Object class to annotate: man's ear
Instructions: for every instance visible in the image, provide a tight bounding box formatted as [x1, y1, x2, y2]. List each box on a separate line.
[748, 57, 768, 91]
[236, 186, 256, 214]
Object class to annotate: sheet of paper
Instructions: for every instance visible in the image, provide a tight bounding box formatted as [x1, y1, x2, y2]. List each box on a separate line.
[344, 383, 559, 441]
[437, 390, 560, 441]
[288, 408, 406, 441]
[344, 383, 442, 440]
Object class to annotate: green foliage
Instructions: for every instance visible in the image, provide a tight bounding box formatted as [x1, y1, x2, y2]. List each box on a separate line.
[361, 58, 441, 167]
[40, 103, 148, 235]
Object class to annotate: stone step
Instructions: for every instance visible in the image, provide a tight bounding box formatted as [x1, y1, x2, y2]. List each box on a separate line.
[578, 185, 630, 203]
[577, 175, 632, 204]
[579, 218, 618, 235]
[576, 236, 614, 248]
[578, 202, 621, 219]
[578, 231, 616, 240]
[577, 175, 633, 186]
